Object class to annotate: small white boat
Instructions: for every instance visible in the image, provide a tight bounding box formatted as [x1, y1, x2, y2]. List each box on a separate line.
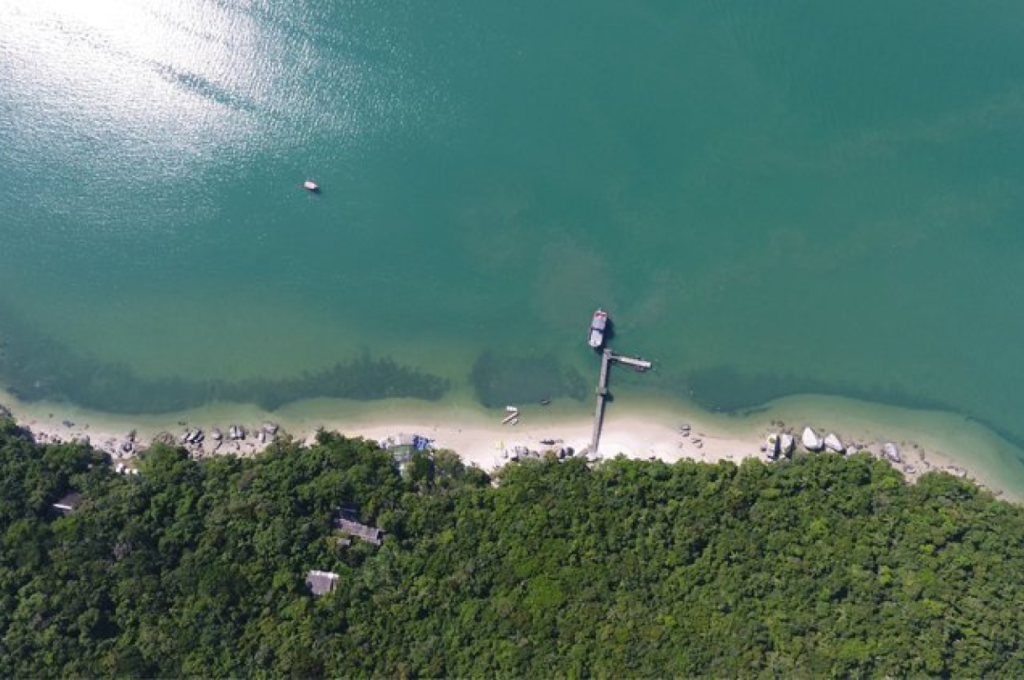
[303, 180, 320, 192]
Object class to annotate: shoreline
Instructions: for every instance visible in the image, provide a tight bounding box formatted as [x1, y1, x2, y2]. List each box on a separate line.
[3, 387, 1022, 502]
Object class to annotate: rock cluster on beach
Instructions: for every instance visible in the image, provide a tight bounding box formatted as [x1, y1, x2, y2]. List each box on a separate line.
[677, 422, 704, 449]
[772, 426, 865, 458]
[176, 421, 282, 457]
[764, 433, 796, 460]
[502, 442, 575, 462]
[760, 423, 974, 486]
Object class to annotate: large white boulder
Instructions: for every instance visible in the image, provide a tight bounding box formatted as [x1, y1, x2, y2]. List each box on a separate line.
[779, 433, 795, 456]
[881, 442, 901, 463]
[801, 427, 823, 451]
[823, 433, 844, 453]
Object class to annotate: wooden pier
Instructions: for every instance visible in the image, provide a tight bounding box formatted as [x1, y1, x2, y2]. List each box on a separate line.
[613, 354, 652, 372]
[590, 349, 613, 453]
[589, 349, 653, 454]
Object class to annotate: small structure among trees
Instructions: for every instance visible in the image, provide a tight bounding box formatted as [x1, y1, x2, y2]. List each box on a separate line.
[52, 491, 81, 515]
[305, 570, 340, 596]
[334, 508, 383, 546]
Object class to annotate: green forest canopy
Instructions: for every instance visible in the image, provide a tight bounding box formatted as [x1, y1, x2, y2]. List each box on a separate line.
[1, 415, 1023, 677]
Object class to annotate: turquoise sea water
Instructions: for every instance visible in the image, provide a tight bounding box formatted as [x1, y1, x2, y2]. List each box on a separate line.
[3, 2, 1024, 454]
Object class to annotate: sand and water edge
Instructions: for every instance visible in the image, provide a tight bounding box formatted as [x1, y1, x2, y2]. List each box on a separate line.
[4, 385, 1023, 502]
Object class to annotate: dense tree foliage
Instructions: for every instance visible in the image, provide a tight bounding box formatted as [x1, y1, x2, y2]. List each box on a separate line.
[2, 415, 1024, 676]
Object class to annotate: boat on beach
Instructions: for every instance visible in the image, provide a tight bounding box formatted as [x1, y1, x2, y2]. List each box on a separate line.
[588, 309, 608, 349]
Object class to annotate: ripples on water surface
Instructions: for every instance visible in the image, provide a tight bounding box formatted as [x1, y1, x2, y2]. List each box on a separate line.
[2, 2, 1024, 452]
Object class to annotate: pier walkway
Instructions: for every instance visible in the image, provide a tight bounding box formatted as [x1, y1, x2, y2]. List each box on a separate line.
[590, 349, 613, 454]
[589, 350, 653, 454]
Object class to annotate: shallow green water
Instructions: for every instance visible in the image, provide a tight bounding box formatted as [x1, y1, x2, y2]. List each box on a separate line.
[3, 2, 1024, 450]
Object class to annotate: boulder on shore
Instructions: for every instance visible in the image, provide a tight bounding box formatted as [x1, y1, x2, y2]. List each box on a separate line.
[801, 427, 823, 452]
[881, 442, 901, 463]
[823, 433, 844, 453]
[779, 433, 795, 456]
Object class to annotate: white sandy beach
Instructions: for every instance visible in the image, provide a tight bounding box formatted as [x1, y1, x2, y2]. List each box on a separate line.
[4, 386, 1023, 501]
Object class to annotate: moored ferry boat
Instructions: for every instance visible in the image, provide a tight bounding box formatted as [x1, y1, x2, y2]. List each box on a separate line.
[588, 309, 608, 348]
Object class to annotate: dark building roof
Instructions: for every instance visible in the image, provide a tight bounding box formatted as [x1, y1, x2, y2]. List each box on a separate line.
[305, 570, 340, 596]
[52, 491, 82, 514]
[334, 517, 384, 546]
